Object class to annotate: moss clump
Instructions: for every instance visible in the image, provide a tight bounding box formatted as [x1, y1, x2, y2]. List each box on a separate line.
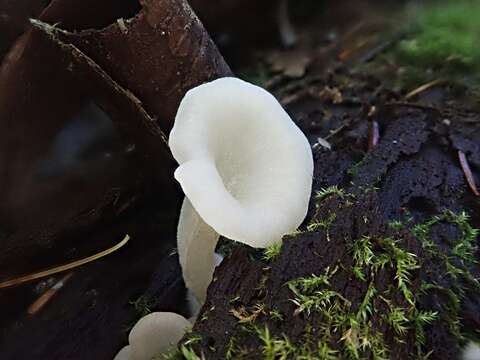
[163, 334, 204, 360]
[411, 210, 480, 345]
[316, 186, 348, 202]
[285, 232, 429, 359]
[395, 1, 480, 88]
[263, 242, 283, 262]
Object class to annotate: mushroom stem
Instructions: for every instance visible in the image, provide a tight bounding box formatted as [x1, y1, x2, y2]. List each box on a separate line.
[169, 78, 313, 311]
[177, 198, 219, 303]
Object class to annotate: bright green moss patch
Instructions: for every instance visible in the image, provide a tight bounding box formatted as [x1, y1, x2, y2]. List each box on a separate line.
[395, 1, 480, 88]
[277, 206, 472, 358]
[283, 229, 446, 359]
[399, 2, 480, 70]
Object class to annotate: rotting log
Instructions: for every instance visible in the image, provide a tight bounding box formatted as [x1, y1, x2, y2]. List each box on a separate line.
[0, 2, 230, 357]
[0, 0, 231, 278]
[0, 0, 48, 61]
[176, 70, 480, 359]
[38, 0, 233, 132]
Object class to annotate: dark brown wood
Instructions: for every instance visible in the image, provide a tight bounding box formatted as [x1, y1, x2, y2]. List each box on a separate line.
[0, 0, 230, 276]
[43, 0, 233, 133]
[0, 0, 48, 61]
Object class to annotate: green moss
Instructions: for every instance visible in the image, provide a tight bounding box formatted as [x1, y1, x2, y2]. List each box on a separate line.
[379, 237, 419, 306]
[413, 310, 439, 348]
[347, 159, 365, 178]
[162, 334, 204, 360]
[129, 295, 155, 319]
[349, 236, 375, 282]
[410, 209, 480, 349]
[388, 220, 404, 231]
[263, 242, 283, 262]
[176, 346, 204, 360]
[306, 212, 337, 232]
[384, 306, 410, 336]
[288, 266, 342, 315]
[269, 308, 284, 322]
[283, 228, 437, 359]
[412, 210, 479, 269]
[256, 326, 296, 360]
[316, 186, 348, 202]
[253, 324, 340, 360]
[395, 1, 480, 88]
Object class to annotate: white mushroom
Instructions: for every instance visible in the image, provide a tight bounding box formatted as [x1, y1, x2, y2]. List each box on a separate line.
[169, 77, 313, 304]
[113, 312, 191, 360]
[187, 252, 223, 321]
[462, 341, 480, 360]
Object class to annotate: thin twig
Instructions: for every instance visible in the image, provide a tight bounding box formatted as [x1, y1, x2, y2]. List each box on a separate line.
[280, 88, 310, 106]
[384, 101, 442, 114]
[405, 79, 446, 100]
[368, 120, 380, 151]
[27, 272, 74, 315]
[324, 124, 347, 140]
[0, 235, 130, 289]
[338, 38, 371, 62]
[458, 151, 480, 197]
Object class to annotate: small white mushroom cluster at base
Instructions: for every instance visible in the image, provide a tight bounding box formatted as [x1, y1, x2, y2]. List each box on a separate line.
[113, 312, 191, 360]
[114, 77, 313, 360]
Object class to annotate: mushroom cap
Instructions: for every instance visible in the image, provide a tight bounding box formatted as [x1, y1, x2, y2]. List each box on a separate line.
[127, 312, 191, 360]
[113, 346, 132, 360]
[463, 342, 480, 360]
[169, 77, 313, 248]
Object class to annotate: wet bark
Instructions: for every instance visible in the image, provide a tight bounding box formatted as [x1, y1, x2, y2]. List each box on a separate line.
[0, 0, 230, 277]
[0, 1, 229, 358]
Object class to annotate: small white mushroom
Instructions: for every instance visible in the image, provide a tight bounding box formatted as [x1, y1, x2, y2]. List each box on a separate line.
[462, 341, 480, 360]
[187, 252, 223, 321]
[169, 77, 313, 304]
[113, 312, 191, 360]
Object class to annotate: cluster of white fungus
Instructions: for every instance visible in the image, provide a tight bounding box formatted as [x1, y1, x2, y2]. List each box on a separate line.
[114, 77, 313, 359]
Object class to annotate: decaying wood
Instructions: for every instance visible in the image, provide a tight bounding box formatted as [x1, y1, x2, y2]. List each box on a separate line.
[0, 0, 230, 278]
[180, 69, 480, 360]
[0, 2, 230, 356]
[0, 0, 48, 61]
[39, 0, 233, 131]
